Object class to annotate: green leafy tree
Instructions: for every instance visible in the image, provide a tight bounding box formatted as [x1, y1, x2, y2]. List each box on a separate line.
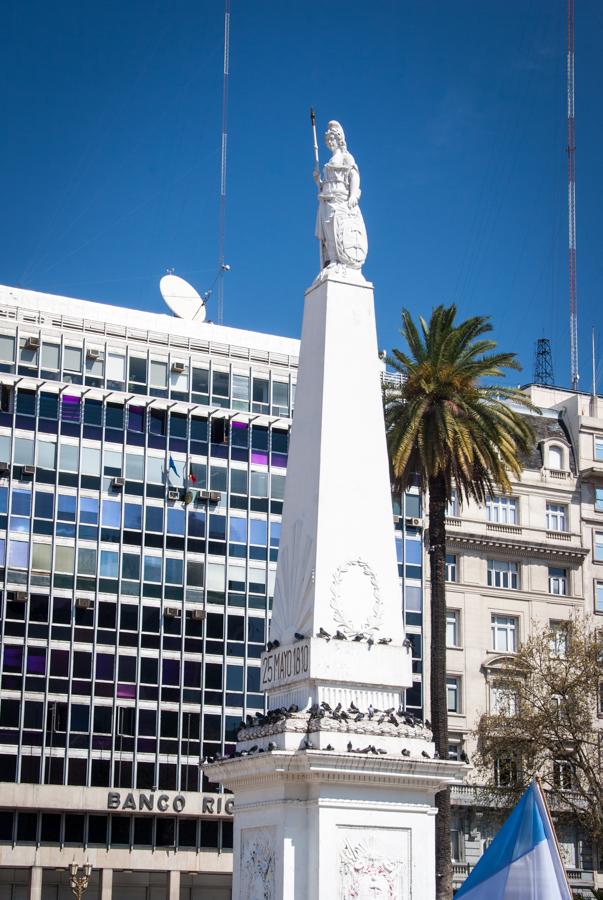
[475, 617, 603, 846]
[384, 305, 536, 899]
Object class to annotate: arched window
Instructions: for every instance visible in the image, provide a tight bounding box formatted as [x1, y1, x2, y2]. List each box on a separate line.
[549, 445, 563, 470]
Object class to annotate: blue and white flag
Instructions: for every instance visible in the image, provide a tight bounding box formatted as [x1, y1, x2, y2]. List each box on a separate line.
[455, 780, 572, 899]
[168, 455, 179, 477]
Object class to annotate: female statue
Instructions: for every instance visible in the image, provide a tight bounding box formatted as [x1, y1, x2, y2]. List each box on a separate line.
[314, 120, 368, 271]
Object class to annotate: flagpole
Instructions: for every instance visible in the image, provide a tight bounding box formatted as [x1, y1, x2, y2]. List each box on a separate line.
[534, 776, 573, 895]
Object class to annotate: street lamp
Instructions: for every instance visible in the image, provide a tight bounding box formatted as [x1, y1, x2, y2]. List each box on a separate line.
[69, 863, 92, 899]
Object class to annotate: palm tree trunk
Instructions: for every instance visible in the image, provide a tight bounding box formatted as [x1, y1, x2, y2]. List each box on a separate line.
[428, 472, 452, 900]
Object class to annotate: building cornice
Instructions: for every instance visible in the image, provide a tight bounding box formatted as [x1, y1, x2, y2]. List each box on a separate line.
[445, 529, 588, 561]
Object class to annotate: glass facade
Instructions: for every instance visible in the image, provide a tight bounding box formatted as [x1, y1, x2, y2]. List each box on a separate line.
[0, 311, 424, 871]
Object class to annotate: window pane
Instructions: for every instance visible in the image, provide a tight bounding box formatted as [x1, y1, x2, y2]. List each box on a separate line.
[64, 347, 82, 371]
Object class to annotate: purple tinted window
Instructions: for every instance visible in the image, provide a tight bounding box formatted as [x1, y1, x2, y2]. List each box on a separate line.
[117, 683, 136, 699]
[61, 395, 81, 422]
[184, 660, 202, 687]
[27, 649, 46, 675]
[128, 405, 145, 433]
[162, 659, 180, 686]
[96, 654, 115, 680]
[3, 645, 23, 673]
[251, 450, 268, 466]
[270, 452, 288, 468]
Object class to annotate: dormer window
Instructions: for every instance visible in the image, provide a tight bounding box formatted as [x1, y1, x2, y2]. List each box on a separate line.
[548, 444, 563, 470]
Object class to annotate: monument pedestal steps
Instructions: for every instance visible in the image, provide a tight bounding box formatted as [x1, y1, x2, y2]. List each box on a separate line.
[205, 271, 466, 898]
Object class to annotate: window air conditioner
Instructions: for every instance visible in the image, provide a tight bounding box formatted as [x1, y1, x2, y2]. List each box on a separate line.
[167, 489, 180, 501]
[25, 336, 40, 350]
[393, 515, 401, 523]
[0, 461, 9, 473]
[11, 592, 28, 603]
[22, 465, 35, 476]
[208, 491, 221, 503]
[191, 609, 206, 621]
[406, 517, 423, 527]
[75, 597, 93, 610]
[86, 348, 101, 360]
[165, 607, 181, 619]
[112, 476, 125, 488]
[171, 361, 185, 373]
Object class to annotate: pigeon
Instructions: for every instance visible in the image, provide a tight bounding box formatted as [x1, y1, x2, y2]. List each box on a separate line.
[248, 745, 258, 754]
[334, 630, 347, 641]
[302, 739, 313, 750]
[354, 713, 365, 722]
[367, 705, 375, 720]
[266, 641, 273, 651]
[271, 639, 280, 649]
[385, 707, 395, 714]
[434, 750, 440, 759]
[333, 703, 342, 714]
[339, 710, 349, 721]
[317, 628, 331, 640]
[267, 742, 277, 751]
[353, 633, 365, 642]
[294, 632, 305, 641]
[245, 714, 254, 726]
[347, 741, 353, 752]
[424, 719, 432, 728]
[258, 748, 265, 753]
[405, 716, 416, 727]
[377, 715, 386, 724]
[388, 714, 399, 727]
[367, 636, 375, 647]
[376, 747, 387, 755]
[325, 744, 334, 751]
[349, 702, 359, 713]
[401, 748, 411, 757]
[397, 705, 405, 717]
[309, 704, 320, 716]
[321, 701, 332, 713]
[403, 638, 412, 649]
[359, 746, 371, 754]
[421, 750, 431, 759]
[288, 704, 299, 713]
[378, 637, 392, 645]
[460, 751, 470, 764]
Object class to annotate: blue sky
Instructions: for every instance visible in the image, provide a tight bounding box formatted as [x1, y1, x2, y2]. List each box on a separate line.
[2, 1, 602, 389]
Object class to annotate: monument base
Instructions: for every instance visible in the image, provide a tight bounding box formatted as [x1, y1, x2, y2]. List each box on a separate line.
[206, 741, 466, 899]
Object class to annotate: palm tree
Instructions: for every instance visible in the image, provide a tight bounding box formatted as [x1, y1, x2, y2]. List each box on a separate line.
[384, 305, 536, 900]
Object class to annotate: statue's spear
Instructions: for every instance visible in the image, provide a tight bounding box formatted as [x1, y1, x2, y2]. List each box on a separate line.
[310, 107, 319, 176]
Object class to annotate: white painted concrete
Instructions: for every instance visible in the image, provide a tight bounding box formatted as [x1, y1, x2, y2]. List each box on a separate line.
[28, 867, 42, 900]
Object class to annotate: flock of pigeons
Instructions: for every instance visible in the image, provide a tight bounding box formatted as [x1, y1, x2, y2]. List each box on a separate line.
[202, 700, 470, 765]
[265, 629, 413, 652]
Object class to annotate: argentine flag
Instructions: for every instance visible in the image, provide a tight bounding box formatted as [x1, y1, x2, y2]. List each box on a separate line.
[455, 780, 572, 899]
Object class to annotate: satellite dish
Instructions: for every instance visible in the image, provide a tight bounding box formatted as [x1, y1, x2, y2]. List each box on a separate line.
[160, 274, 207, 322]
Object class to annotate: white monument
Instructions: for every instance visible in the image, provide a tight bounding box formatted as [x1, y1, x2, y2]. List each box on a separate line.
[205, 119, 466, 899]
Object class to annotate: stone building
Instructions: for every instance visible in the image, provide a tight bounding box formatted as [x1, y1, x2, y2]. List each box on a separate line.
[439, 383, 603, 896]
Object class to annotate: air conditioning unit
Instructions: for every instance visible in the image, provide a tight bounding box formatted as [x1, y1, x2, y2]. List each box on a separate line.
[112, 476, 125, 488]
[406, 517, 423, 527]
[165, 607, 181, 619]
[167, 489, 180, 500]
[393, 514, 401, 523]
[75, 597, 93, 610]
[22, 465, 35, 476]
[0, 461, 9, 473]
[171, 361, 185, 373]
[24, 336, 40, 350]
[191, 609, 206, 621]
[208, 490, 221, 503]
[86, 348, 101, 360]
[10, 592, 28, 603]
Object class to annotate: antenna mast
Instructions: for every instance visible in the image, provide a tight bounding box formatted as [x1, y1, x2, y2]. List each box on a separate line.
[216, 0, 231, 326]
[534, 338, 555, 386]
[567, 0, 579, 389]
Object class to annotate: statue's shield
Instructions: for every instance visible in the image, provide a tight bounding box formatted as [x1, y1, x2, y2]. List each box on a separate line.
[335, 207, 368, 269]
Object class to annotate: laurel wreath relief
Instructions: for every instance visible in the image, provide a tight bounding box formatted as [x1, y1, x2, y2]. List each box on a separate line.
[329, 558, 383, 636]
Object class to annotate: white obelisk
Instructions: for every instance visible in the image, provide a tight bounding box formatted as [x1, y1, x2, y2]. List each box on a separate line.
[205, 120, 466, 900]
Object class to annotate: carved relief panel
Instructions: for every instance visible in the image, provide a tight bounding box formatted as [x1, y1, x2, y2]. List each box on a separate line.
[240, 826, 276, 900]
[337, 825, 410, 899]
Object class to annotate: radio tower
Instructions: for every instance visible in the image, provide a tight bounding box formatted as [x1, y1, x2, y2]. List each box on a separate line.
[216, 0, 231, 326]
[567, 0, 579, 389]
[534, 338, 555, 386]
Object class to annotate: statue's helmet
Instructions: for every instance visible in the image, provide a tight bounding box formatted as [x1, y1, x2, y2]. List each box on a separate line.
[325, 120, 346, 149]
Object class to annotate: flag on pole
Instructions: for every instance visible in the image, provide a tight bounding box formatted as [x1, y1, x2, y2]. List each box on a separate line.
[455, 780, 572, 899]
[188, 464, 197, 484]
[168, 456, 179, 477]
